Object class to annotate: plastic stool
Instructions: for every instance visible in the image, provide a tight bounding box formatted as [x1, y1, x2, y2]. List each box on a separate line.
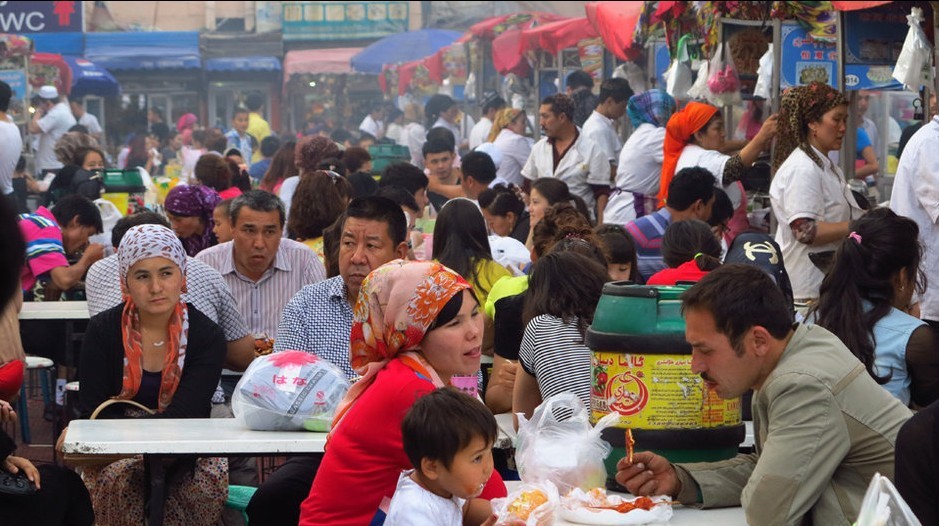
[18, 356, 55, 444]
[225, 485, 258, 523]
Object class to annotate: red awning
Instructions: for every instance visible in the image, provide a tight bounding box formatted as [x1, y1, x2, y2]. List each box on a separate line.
[831, 1, 894, 10]
[585, 1, 644, 61]
[30, 52, 72, 95]
[468, 12, 567, 40]
[491, 26, 530, 76]
[283, 48, 362, 77]
[522, 17, 599, 56]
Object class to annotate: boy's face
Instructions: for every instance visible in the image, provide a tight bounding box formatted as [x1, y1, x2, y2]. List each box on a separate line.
[212, 207, 233, 243]
[232, 112, 250, 134]
[427, 435, 494, 500]
[424, 151, 454, 179]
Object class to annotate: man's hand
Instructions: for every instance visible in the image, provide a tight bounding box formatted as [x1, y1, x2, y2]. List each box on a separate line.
[614, 451, 681, 498]
[2, 456, 41, 490]
[81, 243, 106, 265]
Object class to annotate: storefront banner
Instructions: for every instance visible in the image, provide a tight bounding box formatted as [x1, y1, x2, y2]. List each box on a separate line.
[780, 23, 839, 89]
[842, 9, 907, 90]
[0, 69, 27, 100]
[0, 1, 82, 34]
[282, 1, 409, 41]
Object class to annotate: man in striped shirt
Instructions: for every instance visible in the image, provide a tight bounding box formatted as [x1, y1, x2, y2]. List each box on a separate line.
[625, 167, 715, 283]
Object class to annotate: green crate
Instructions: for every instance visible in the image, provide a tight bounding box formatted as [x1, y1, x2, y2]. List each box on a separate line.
[102, 168, 146, 193]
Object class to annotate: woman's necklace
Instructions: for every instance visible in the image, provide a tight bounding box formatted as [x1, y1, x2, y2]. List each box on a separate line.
[152, 340, 165, 347]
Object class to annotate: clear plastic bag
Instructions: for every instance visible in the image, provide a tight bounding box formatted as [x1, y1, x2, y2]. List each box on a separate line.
[705, 43, 742, 107]
[686, 59, 710, 101]
[490, 481, 559, 526]
[892, 7, 931, 92]
[855, 473, 921, 526]
[232, 351, 351, 432]
[515, 392, 621, 494]
[753, 44, 774, 101]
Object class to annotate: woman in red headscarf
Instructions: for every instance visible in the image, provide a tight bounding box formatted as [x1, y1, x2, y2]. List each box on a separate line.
[658, 101, 777, 243]
[299, 260, 506, 526]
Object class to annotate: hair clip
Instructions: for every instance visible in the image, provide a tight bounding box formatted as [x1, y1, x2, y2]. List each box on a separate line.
[848, 231, 862, 244]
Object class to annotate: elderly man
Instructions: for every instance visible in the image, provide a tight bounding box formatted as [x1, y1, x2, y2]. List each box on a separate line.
[522, 93, 610, 222]
[85, 212, 255, 372]
[616, 264, 911, 525]
[28, 85, 76, 178]
[249, 195, 409, 526]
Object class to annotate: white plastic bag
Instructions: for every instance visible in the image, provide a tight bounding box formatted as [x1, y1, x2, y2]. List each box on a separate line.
[664, 60, 692, 99]
[893, 7, 931, 92]
[705, 43, 742, 107]
[515, 392, 620, 494]
[490, 481, 559, 526]
[754, 44, 774, 101]
[686, 59, 710, 101]
[232, 351, 351, 432]
[855, 472, 921, 526]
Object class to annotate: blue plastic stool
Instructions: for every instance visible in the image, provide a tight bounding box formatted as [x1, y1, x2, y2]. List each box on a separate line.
[17, 356, 55, 444]
[225, 485, 258, 524]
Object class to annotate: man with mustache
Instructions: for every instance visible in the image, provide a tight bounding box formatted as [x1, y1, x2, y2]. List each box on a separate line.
[616, 264, 911, 525]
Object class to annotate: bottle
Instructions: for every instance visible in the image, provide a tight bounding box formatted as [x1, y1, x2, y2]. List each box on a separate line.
[865, 175, 880, 206]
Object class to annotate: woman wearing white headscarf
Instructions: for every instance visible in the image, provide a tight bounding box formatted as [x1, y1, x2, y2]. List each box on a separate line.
[68, 224, 228, 526]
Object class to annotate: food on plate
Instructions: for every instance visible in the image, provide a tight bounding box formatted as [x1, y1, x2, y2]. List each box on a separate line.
[626, 428, 635, 464]
[254, 334, 274, 356]
[561, 487, 673, 525]
[507, 489, 549, 520]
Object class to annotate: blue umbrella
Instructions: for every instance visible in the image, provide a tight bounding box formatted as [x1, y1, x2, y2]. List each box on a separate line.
[63, 55, 120, 98]
[351, 29, 463, 74]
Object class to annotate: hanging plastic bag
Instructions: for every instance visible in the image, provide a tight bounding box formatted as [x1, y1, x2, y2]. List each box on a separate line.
[664, 35, 694, 99]
[753, 44, 774, 101]
[490, 480, 559, 526]
[686, 59, 711, 101]
[893, 7, 931, 92]
[515, 392, 621, 494]
[706, 43, 743, 107]
[855, 472, 921, 526]
[232, 351, 351, 432]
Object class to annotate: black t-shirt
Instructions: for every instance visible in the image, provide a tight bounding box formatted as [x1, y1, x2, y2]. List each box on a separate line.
[428, 191, 449, 214]
[493, 292, 527, 361]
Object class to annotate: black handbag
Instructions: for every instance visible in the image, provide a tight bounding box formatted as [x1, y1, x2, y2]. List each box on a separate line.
[0, 468, 37, 497]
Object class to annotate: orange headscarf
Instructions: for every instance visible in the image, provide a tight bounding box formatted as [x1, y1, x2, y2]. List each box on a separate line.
[657, 102, 719, 207]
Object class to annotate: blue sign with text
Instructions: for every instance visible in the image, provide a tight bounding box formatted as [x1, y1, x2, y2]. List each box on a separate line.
[0, 1, 83, 34]
[780, 23, 838, 90]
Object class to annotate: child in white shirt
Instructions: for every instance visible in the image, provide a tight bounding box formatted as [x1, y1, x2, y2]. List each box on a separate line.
[385, 387, 499, 526]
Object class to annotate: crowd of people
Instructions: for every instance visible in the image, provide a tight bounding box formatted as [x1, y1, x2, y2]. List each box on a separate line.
[0, 65, 938, 526]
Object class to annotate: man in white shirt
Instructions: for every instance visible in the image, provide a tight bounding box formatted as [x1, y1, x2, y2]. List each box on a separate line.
[69, 100, 103, 142]
[0, 81, 23, 205]
[28, 86, 76, 176]
[582, 78, 632, 183]
[358, 102, 385, 141]
[890, 115, 939, 333]
[522, 93, 611, 221]
[468, 91, 505, 149]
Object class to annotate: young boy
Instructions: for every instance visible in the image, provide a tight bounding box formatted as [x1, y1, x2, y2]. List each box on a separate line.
[225, 107, 255, 170]
[212, 198, 234, 243]
[385, 387, 498, 525]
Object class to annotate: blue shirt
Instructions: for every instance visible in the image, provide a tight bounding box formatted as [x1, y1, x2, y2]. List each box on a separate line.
[273, 276, 356, 379]
[856, 127, 873, 158]
[248, 157, 271, 182]
[625, 207, 671, 283]
[224, 129, 254, 169]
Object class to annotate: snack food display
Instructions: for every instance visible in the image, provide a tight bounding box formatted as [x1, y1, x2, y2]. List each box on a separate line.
[561, 488, 673, 525]
[254, 333, 274, 356]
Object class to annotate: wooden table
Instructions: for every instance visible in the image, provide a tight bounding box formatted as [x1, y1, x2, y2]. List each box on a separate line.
[63, 418, 326, 526]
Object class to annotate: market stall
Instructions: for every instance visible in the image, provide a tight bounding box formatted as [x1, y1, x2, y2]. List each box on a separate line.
[282, 47, 365, 134]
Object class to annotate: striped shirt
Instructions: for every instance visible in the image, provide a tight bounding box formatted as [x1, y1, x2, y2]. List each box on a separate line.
[195, 239, 326, 337]
[519, 314, 592, 410]
[625, 207, 671, 283]
[18, 207, 68, 292]
[86, 254, 250, 343]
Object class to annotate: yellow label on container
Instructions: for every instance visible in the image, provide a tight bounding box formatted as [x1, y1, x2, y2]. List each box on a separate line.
[591, 351, 741, 429]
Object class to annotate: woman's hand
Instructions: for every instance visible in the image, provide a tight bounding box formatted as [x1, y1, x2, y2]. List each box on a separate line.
[2, 456, 40, 490]
[0, 399, 15, 423]
[55, 427, 68, 455]
[753, 114, 779, 149]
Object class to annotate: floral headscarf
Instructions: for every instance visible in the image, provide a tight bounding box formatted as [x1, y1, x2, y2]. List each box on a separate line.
[488, 108, 524, 143]
[773, 82, 847, 170]
[331, 259, 471, 429]
[626, 89, 677, 128]
[163, 184, 222, 257]
[116, 224, 189, 412]
[658, 101, 719, 206]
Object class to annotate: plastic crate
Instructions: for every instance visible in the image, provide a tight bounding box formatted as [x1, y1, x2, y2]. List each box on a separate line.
[102, 168, 146, 193]
[368, 144, 410, 175]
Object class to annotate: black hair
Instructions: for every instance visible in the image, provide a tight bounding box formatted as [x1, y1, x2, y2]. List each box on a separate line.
[230, 190, 286, 228]
[348, 172, 379, 199]
[708, 187, 734, 228]
[111, 211, 170, 248]
[666, 167, 715, 211]
[432, 199, 494, 299]
[478, 185, 524, 218]
[0, 194, 24, 304]
[812, 207, 925, 387]
[387, 108, 403, 122]
[51, 194, 103, 234]
[260, 136, 281, 158]
[461, 151, 496, 185]
[531, 202, 601, 259]
[245, 93, 264, 112]
[191, 129, 206, 146]
[482, 94, 506, 115]
[524, 251, 608, 337]
[661, 219, 722, 271]
[68, 124, 90, 135]
[424, 94, 456, 128]
[598, 78, 633, 105]
[566, 70, 594, 90]
[232, 106, 250, 118]
[402, 387, 497, 471]
[149, 106, 164, 120]
[541, 93, 575, 122]
[531, 178, 590, 223]
[344, 195, 408, 245]
[376, 185, 420, 213]
[682, 264, 794, 356]
[195, 154, 233, 192]
[322, 215, 343, 278]
[342, 146, 372, 174]
[380, 162, 429, 194]
[317, 157, 347, 176]
[427, 289, 468, 332]
[596, 224, 639, 282]
[330, 129, 352, 145]
[0, 81, 13, 112]
[426, 127, 456, 151]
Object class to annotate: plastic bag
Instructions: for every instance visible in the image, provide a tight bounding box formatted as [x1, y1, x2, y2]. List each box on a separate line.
[232, 351, 351, 432]
[686, 59, 710, 101]
[893, 7, 931, 92]
[855, 473, 921, 526]
[664, 34, 694, 99]
[753, 44, 774, 101]
[705, 43, 742, 107]
[490, 481, 559, 526]
[515, 392, 621, 494]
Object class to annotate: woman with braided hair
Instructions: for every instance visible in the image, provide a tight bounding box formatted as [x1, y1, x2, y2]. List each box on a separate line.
[770, 82, 864, 302]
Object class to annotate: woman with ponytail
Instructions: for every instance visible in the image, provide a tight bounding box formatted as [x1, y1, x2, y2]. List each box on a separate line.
[646, 219, 722, 285]
[811, 207, 939, 407]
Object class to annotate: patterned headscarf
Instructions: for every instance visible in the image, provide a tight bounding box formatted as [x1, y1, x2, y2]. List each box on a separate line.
[331, 259, 472, 429]
[773, 82, 847, 170]
[176, 113, 197, 133]
[116, 224, 189, 412]
[488, 108, 524, 143]
[627, 89, 677, 128]
[163, 184, 222, 257]
[658, 101, 719, 206]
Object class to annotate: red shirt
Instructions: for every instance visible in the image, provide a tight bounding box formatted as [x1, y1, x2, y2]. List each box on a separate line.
[299, 358, 506, 525]
[646, 260, 710, 286]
